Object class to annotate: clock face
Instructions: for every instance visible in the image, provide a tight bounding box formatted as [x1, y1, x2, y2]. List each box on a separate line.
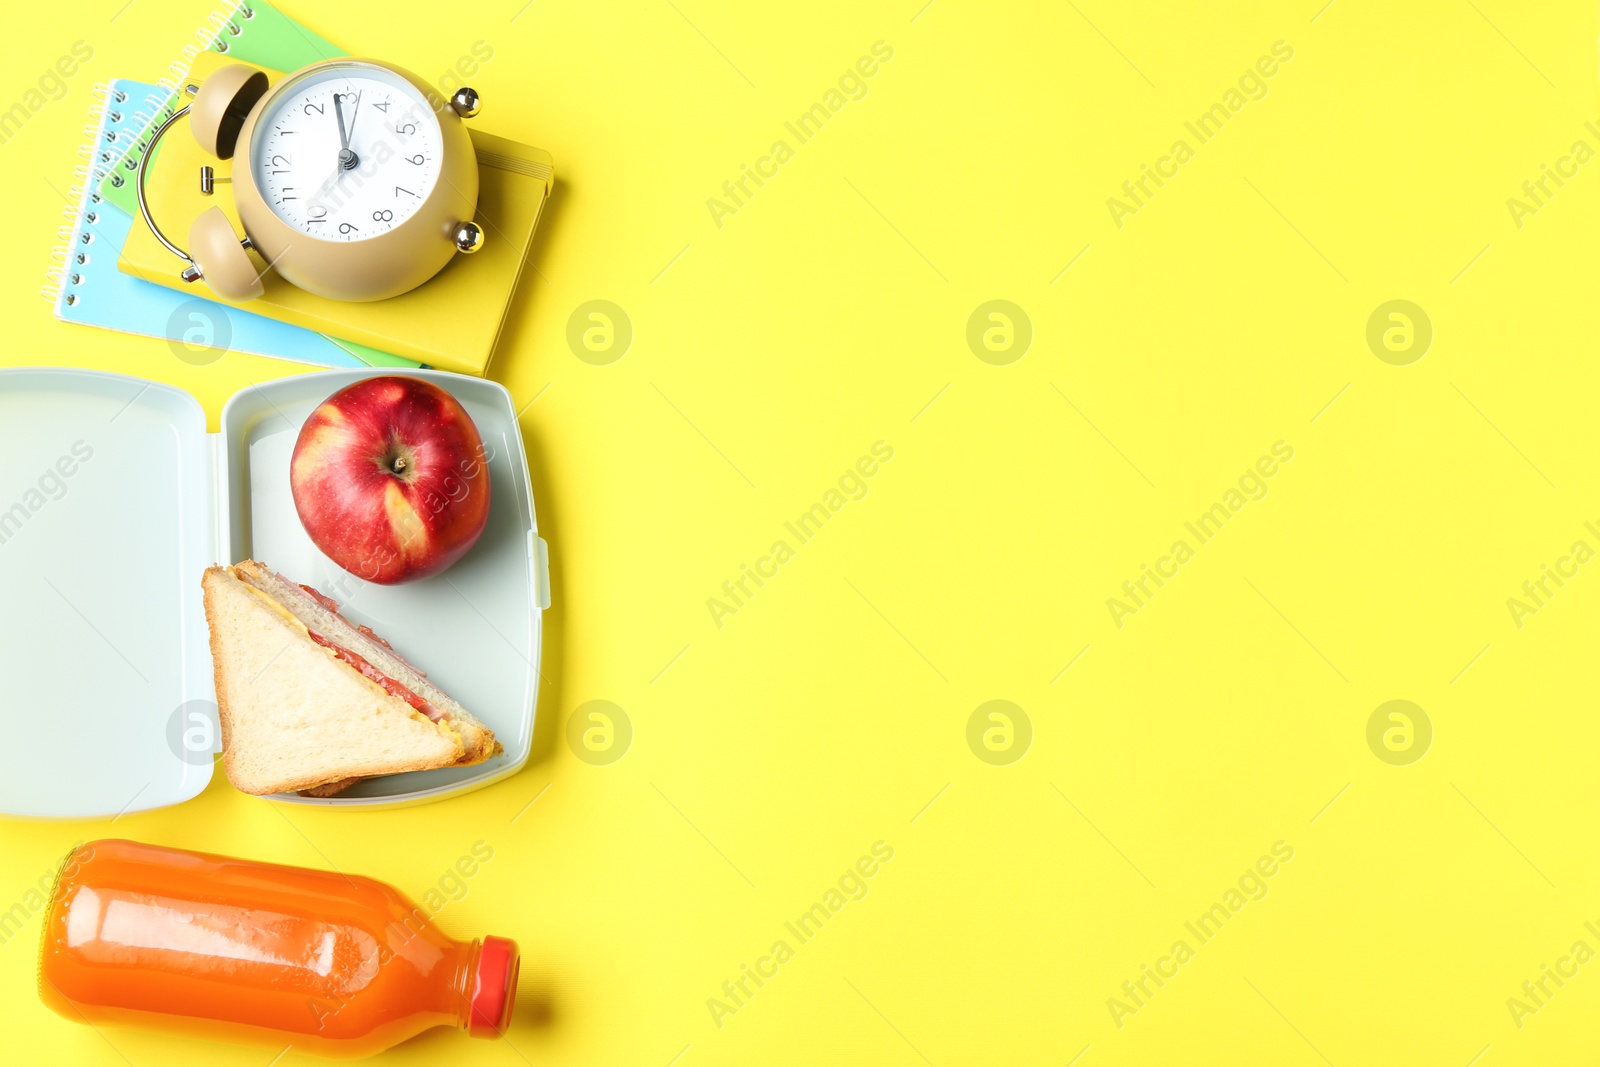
[250, 64, 443, 242]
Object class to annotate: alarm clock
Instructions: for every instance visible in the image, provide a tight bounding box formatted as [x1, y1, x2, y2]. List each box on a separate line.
[136, 59, 486, 303]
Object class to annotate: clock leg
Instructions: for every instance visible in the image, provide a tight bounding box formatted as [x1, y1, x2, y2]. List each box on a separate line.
[453, 221, 485, 254]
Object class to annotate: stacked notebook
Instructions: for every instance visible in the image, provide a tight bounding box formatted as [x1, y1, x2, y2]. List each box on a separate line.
[46, 0, 553, 374]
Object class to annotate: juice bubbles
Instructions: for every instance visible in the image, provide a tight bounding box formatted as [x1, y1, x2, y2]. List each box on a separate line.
[37, 839, 518, 1058]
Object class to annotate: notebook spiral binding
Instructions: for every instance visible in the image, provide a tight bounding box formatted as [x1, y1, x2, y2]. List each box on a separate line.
[104, 1, 256, 184]
[42, 85, 111, 302]
[109, 93, 179, 188]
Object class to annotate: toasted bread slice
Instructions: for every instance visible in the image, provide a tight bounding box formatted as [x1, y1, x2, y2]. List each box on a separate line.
[203, 566, 467, 795]
[232, 561, 501, 765]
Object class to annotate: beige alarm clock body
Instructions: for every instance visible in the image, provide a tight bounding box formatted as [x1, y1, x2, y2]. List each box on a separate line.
[139, 59, 485, 303]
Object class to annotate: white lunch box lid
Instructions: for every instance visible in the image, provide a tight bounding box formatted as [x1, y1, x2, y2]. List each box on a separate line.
[0, 367, 548, 819]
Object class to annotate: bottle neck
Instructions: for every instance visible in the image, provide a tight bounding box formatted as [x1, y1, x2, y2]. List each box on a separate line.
[448, 939, 482, 1031]
[448, 935, 519, 1038]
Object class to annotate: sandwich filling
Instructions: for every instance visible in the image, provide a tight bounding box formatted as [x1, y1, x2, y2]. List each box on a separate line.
[305, 631, 444, 721]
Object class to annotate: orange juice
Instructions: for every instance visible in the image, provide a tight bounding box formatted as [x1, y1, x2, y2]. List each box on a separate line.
[37, 839, 518, 1058]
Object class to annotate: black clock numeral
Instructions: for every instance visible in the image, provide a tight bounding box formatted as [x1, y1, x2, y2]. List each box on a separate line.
[395, 186, 416, 198]
[372, 209, 393, 222]
[395, 122, 417, 135]
[271, 154, 291, 167]
[304, 102, 324, 116]
[339, 222, 359, 235]
[374, 100, 390, 112]
[406, 154, 425, 165]
[307, 204, 327, 219]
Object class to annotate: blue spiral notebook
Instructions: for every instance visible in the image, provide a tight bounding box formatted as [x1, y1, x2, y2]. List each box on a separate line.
[46, 79, 418, 370]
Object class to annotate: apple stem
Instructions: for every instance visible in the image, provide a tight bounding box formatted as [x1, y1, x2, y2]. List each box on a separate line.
[392, 456, 407, 473]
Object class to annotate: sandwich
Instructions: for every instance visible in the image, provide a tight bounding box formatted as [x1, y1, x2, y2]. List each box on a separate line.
[201, 560, 500, 796]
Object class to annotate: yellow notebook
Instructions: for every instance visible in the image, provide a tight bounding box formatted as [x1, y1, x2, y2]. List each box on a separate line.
[119, 52, 553, 375]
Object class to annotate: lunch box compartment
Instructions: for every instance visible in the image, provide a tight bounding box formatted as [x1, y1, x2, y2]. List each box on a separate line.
[0, 367, 548, 818]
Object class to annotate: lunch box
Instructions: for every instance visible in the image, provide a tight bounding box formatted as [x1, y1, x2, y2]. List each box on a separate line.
[0, 367, 549, 818]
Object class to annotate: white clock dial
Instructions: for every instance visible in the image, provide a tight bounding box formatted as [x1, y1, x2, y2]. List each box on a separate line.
[250, 64, 442, 242]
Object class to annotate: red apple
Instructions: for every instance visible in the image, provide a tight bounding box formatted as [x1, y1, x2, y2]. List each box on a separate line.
[291, 376, 491, 584]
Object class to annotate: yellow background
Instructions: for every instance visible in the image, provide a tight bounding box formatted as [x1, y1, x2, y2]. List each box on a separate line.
[2, 0, 1599, 1063]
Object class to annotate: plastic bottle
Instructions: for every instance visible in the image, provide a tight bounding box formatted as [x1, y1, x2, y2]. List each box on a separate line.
[37, 838, 518, 1058]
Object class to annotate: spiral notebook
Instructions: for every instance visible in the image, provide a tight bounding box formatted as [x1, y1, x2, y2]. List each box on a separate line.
[97, 0, 340, 219]
[119, 51, 554, 375]
[47, 78, 417, 370]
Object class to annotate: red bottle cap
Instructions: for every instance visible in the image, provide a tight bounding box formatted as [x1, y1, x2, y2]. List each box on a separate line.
[467, 936, 520, 1038]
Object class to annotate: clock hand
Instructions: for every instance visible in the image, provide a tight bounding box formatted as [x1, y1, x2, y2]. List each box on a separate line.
[346, 90, 362, 147]
[332, 92, 348, 150]
[332, 92, 356, 170]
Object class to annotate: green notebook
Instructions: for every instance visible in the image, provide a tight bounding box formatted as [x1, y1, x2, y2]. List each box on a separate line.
[98, 0, 341, 218]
